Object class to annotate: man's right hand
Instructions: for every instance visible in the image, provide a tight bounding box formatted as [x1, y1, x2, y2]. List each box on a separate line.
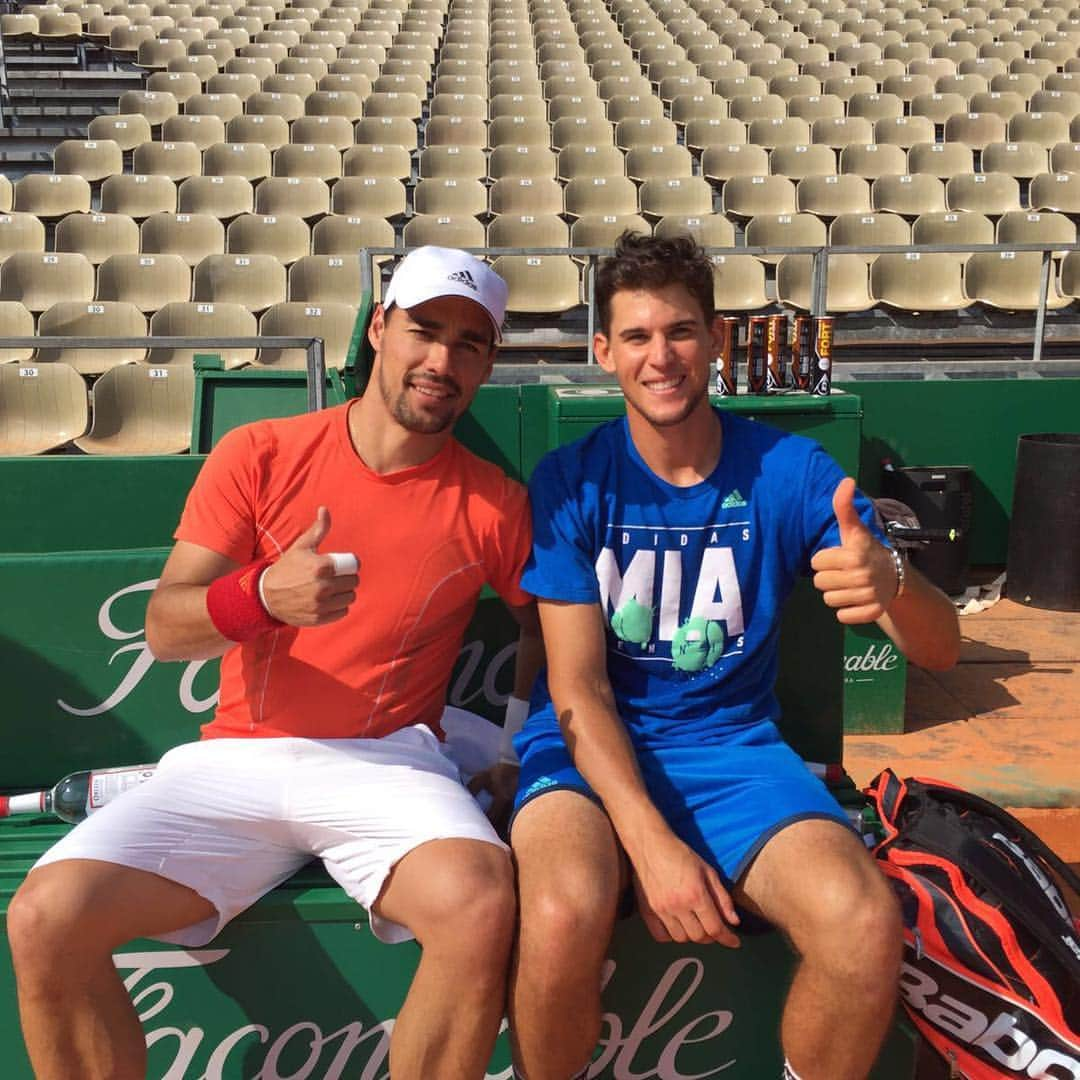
[260, 507, 359, 627]
[630, 828, 741, 948]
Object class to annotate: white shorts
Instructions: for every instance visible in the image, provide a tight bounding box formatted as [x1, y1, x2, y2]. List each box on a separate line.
[34, 723, 505, 946]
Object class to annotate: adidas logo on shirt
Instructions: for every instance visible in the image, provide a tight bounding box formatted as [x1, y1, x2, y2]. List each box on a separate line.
[721, 489, 747, 509]
[448, 269, 477, 291]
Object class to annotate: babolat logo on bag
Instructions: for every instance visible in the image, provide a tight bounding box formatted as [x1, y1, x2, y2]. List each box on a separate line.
[448, 269, 477, 291]
[865, 769, 1080, 1079]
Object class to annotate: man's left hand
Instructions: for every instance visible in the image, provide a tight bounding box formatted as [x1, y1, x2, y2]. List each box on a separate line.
[811, 477, 897, 624]
[468, 763, 519, 839]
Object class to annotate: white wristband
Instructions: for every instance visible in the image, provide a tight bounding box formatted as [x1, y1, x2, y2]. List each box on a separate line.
[498, 696, 530, 765]
[256, 565, 278, 620]
[328, 552, 358, 576]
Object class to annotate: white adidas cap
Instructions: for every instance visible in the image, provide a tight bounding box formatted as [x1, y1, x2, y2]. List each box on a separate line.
[383, 246, 508, 343]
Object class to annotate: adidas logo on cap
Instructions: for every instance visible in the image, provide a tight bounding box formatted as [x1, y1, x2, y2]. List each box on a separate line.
[448, 268, 477, 291]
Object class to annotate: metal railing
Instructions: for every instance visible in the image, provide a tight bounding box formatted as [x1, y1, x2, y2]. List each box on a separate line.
[0, 336, 330, 410]
[359, 241, 1080, 366]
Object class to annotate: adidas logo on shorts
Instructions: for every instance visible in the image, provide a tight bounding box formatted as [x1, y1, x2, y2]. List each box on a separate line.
[448, 269, 478, 291]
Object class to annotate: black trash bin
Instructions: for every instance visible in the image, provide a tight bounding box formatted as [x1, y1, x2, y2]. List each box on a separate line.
[882, 465, 973, 596]
[1006, 433, 1080, 611]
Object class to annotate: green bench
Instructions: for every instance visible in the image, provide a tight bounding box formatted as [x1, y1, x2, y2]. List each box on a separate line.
[0, 378, 919, 1078]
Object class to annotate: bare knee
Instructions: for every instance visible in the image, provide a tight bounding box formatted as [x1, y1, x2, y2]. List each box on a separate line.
[521, 865, 618, 954]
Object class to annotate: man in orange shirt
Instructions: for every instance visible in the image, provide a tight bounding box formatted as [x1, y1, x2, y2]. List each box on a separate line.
[8, 247, 540, 1080]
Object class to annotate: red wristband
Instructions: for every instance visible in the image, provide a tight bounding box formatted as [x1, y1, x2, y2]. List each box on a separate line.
[206, 558, 284, 642]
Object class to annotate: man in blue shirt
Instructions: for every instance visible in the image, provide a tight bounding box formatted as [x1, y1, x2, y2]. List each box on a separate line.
[507, 232, 960, 1080]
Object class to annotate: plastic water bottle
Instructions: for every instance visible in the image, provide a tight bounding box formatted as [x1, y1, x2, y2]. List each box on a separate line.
[0, 764, 156, 824]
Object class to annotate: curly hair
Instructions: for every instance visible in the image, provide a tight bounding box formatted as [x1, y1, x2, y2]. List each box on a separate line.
[594, 231, 716, 336]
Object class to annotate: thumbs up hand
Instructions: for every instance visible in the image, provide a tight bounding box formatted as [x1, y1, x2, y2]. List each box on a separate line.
[259, 507, 360, 627]
[810, 478, 898, 625]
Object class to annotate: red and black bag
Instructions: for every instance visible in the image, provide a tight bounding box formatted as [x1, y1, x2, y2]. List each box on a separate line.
[865, 768, 1080, 1079]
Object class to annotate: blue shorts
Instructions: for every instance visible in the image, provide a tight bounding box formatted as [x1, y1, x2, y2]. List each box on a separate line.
[512, 720, 852, 889]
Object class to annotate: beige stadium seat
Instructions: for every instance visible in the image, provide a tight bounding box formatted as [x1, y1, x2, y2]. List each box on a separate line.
[638, 176, 714, 221]
[570, 212, 651, 250]
[0, 252, 95, 314]
[353, 117, 419, 151]
[812, 116, 875, 154]
[702, 144, 771, 184]
[614, 116, 678, 150]
[871, 173, 947, 217]
[421, 120, 488, 154]
[493, 94, 549, 123]
[625, 144, 694, 182]
[995, 209, 1076, 248]
[551, 116, 615, 149]
[1029, 91, 1080, 122]
[829, 212, 912, 258]
[207, 72, 262, 102]
[182, 92, 245, 124]
[271, 142, 342, 180]
[0, 176, 12, 214]
[168, 54, 220, 82]
[362, 90, 423, 121]
[907, 141, 974, 178]
[255, 176, 329, 220]
[728, 94, 786, 124]
[488, 214, 570, 248]
[669, 93, 727, 128]
[682, 117, 747, 154]
[710, 253, 770, 311]
[311, 214, 394, 257]
[0, 363, 88, 455]
[653, 214, 736, 247]
[402, 214, 485, 249]
[339, 144, 410, 182]
[163, 114, 229, 151]
[74, 362, 195, 454]
[969, 91, 1026, 125]
[489, 178, 564, 217]
[964, 250, 1068, 310]
[769, 144, 838, 181]
[0, 302, 36, 363]
[980, 142, 1048, 180]
[288, 254, 364, 306]
[1029, 172, 1080, 214]
[722, 174, 797, 218]
[747, 116, 811, 150]
[563, 175, 639, 219]
[372, 74, 426, 99]
[245, 91, 307, 123]
[873, 115, 936, 149]
[96, 253, 192, 313]
[911, 211, 994, 252]
[290, 115, 354, 151]
[848, 92, 904, 124]
[1057, 249, 1080, 300]
[795, 173, 872, 218]
[413, 178, 487, 218]
[1008, 112, 1071, 150]
[870, 251, 968, 311]
[203, 141, 273, 181]
[945, 172, 1022, 215]
[176, 175, 254, 220]
[776, 253, 874, 312]
[193, 252, 287, 311]
[53, 139, 124, 183]
[330, 177, 407, 219]
[147, 300, 256, 367]
[744, 212, 827, 262]
[606, 94, 666, 124]
[141, 212, 226, 265]
[256, 301, 357, 368]
[101, 174, 177, 219]
[491, 255, 580, 315]
[55, 212, 140, 265]
[488, 145, 559, 182]
[118, 89, 181, 127]
[944, 111, 1007, 151]
[132, 140, 203, 182]
[487, 116, 550, 149]
[36, 301, 147, 372]
[227, 111, 295, 150]
[226, 213, 310, 264]
[12, 174, 92, 220]
[0, 213, 46, 262]
[910, 91, 968, 129]
[557, 144, 625, 182]
[429, 93, 487, 121]
[418, 146, 487, 181]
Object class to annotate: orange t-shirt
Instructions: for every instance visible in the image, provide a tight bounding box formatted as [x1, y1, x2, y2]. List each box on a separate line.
[175, 401, 532, 741]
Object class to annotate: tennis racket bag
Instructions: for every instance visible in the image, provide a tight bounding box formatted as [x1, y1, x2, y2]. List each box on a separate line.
[865, 769, 1080, 1079]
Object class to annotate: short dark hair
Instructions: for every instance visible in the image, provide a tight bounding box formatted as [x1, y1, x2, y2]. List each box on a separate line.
[595, 231, 716, 336]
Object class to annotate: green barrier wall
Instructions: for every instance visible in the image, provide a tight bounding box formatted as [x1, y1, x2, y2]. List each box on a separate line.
[837, 377, 1080, 566]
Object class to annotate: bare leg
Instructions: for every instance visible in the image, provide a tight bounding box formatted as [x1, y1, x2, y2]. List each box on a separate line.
[735, 819, 903, 1080]
[373, 837, 516, 1080]
[7, 859, 218, 1080]
[509, 792, 626, 1080]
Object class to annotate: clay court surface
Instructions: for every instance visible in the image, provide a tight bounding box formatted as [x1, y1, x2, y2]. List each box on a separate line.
[844, 591, 1080, 872]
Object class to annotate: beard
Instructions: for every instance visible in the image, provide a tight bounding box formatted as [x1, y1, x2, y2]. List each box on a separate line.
[378, 365, 461, 435]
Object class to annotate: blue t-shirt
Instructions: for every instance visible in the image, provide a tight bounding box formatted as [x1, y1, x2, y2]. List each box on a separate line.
[521, 409, 883, 749]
